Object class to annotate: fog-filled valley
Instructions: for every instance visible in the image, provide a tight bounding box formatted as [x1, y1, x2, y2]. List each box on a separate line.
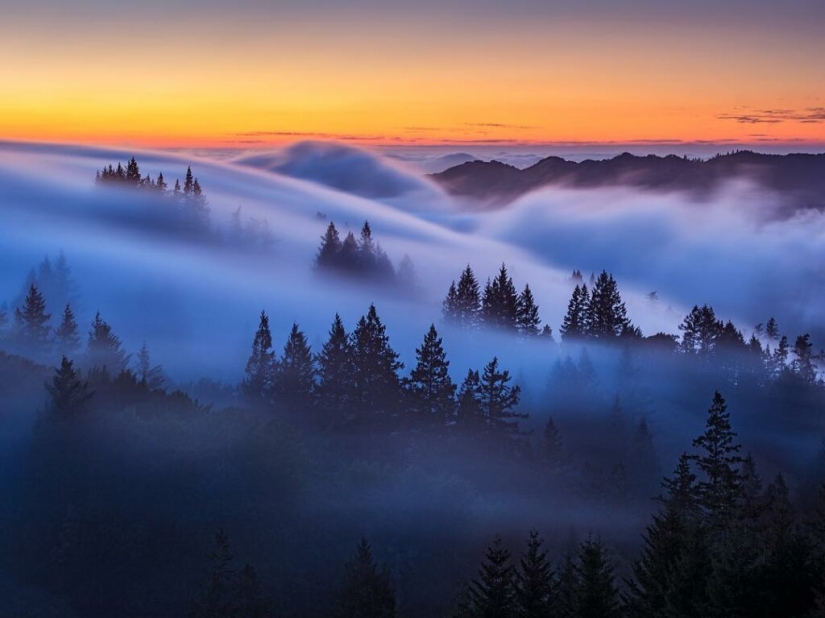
[1, 139, 825, 617]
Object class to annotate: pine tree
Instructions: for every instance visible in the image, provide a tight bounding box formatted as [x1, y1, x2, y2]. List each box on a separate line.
[456, 265, 482, 328]
[135, 343, 165, 389]
[718, 320, 746, 353]
[86, 312, 128, 374]
[190, 528, 235, 618]
[316, 314, 353, 421]
[660, 453, 701, 515]
[358, 220, 376, 270]
[186, 175, 210, 230]
[156, 171, 168, 192]
[515, 531, 554, 618]
[406, 324, 456, 425]
[350, 304, 403, 423]
[541, 417, 566, 472]
[466, 538, 516, 618]
[679, 305, 723, 356]
[316, 222, 343, 270]
[586, 271, 631, 340]
[234, 563, 272, 618]
[554, 555, 578, 618]
[560, 285, 589, 341]
[792, 334, 817, 385]
[273, 323, 316, 405]
[574, 538, 620, 618]
[46, 356, 93, 414]
[481, 264, 520, 331]
[478, 357, 525, 434]
[770, 334, 790, 378]
[242, 311, 275, 402]
[55, 303, 80, 355]
[626, 454, 710, 618]
[126, 156, 141, 185]
[14, 284, 51, 351]
[754, 474, 821, 616]
[339, 232, 360, 272]
[456, 369, 483, 429]
[628, 417, 659, 496]
[51, 251, 78, 311]
[765, 317, 780, 340]
[373, 242, 395, 283]
[689, 391, 744, 527]
[335, 538, 396, 618]
[516, 284, 541, 336]
[184, 166, 195, 196]
[443, 281, 461, 323]
[396, 254, 417, 295]
[738, 453, 765, 520]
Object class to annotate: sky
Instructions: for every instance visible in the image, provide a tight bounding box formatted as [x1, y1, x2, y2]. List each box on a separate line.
[2, 0, 825, 150]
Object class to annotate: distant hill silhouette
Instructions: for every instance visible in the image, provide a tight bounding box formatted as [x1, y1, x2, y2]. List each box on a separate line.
[431, 150, 825, 210]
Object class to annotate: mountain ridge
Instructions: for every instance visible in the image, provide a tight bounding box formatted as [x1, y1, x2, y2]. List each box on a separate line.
[431, 150, 825, 210]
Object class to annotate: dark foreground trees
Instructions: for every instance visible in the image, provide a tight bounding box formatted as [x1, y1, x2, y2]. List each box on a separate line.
[46, 356, 93, 414]
[624, 391, 823, 618]
[336, 538, 396, 618]
[314, 220, 415, 294]
[457, 533, 620, 618]
[190, 529, 272, 618]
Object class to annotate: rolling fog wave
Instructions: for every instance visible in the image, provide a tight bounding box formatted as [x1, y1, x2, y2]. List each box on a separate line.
[2, 140, 823, 381]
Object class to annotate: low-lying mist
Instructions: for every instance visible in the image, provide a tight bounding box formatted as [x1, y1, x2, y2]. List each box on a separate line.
[1, 139, 825, 617]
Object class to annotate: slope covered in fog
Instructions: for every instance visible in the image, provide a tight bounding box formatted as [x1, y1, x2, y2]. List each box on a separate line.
[3, 140, 825, 618]
[3, 139, 825, 383]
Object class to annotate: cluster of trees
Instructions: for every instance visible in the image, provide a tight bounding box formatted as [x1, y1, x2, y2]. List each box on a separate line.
[442, 264, 551, 337]
[559, 271, 639, 341]
[7, 284, 83, 359]
[191, 531, 396, 618]
[315, 221, 417, 292]
[454, 533, 620, 618]
[677, 305, 821, 384]
[242, 306, 525, 435]
[6, 279, 152, 376]
[8, 278, 175, 416]
[95, 157, 209, 229]
[8, 252, 78, 318]
[189, 529, 273, 618]
[5, 269, 825, 615]
[554, 272, 822, 386]
[627, 391, 825, 617]
[453, 391, 825, 618]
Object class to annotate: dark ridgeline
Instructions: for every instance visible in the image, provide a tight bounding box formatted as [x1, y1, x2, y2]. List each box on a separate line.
[314, 220, 418, 295]
[431, 150, 825, 211]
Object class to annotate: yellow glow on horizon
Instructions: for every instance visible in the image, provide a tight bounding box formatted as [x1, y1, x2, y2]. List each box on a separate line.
[2, 15, 824, 149]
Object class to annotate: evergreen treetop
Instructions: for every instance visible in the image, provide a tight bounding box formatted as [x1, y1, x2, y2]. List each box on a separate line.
[242, 310, 275, 402]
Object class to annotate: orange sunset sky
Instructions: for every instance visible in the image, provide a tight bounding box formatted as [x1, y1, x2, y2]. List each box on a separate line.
[2, 0, 824, 150]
